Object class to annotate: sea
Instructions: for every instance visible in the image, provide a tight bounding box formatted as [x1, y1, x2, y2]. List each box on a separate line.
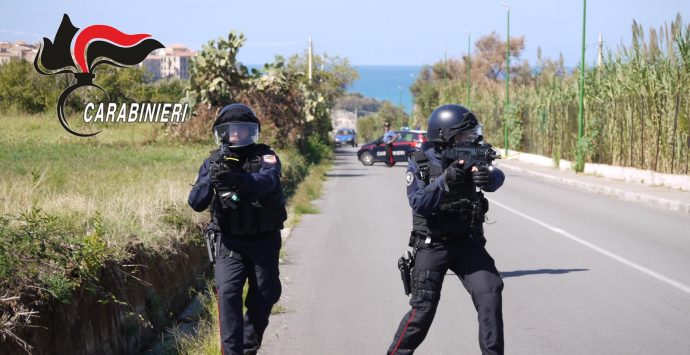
[348, 65, 576, 115]
[348, 65, 422, 114]
[247, 64, 422, 114]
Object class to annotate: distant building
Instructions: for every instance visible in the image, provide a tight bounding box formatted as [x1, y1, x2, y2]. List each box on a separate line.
[332, 109, 357, 130]
[0, 41, 39, 65]
[139, 44, 195, 81]
[0, 41, 194, 82]
[140, 52, 163, 81]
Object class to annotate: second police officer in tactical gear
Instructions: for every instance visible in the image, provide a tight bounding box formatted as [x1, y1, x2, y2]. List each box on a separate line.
[388, 104, 506, 355]
[188, 103, 287, 355]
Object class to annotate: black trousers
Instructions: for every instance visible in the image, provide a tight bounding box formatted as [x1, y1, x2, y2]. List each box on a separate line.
[386, 143, 395, 165]
[215, 231, 282, 355]
[388, 240, 504, 355]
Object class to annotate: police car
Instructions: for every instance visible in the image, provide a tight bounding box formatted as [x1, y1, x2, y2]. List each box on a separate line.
[334, 128, 357, 147]
[356, 130, 427, 166]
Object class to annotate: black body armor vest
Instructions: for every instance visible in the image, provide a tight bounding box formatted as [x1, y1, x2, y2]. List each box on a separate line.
[210, 144, 287, 237]
[409, 151, 488, 243]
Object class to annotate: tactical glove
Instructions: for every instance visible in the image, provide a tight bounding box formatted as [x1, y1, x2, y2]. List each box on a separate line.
[472, 166, 491, 187]
[443, 161, 464, 185]
[210, 163, 242, 188]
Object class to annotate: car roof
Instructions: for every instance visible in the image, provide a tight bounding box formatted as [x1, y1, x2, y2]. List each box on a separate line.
[396, 130, 426, 134]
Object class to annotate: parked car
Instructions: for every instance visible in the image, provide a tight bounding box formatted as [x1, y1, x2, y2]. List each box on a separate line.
[334, 128, 357, 147]
[356, 130, 427, 166]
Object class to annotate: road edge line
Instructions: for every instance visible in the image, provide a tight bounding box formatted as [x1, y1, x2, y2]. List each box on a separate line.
[499, 164, 690, 214]
[488, 197, 690, 295]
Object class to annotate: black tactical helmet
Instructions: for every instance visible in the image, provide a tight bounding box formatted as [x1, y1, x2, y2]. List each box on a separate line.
[212, 103, 261, 147]
[426, 104, 480, 144]
[213, 103, 261, 130]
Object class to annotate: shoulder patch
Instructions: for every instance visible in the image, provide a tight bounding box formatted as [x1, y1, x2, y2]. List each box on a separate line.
[262, 154, 277, 164]
[406, 171, 414, 186]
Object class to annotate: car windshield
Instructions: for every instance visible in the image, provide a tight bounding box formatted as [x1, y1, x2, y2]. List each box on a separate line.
[398, 132, 415, 142]
[337, 129, 353, 135]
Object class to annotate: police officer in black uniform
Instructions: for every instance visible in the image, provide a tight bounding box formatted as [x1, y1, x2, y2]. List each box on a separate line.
[188, 103, 287, 355]
[387, 104, 505, 355]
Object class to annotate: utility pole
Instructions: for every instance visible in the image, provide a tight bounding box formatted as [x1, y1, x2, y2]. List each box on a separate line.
[308, 37, 313, 84]
[411, 97, 415, 124]
[398, 86, 403, 129]
[409, 73, 416, 125]
[577, 0, 587, 171]
[502, 3, 510, 156]
[466, 32, 471, 109]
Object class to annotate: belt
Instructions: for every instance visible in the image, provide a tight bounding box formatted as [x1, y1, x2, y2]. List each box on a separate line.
[410, 231, 467, 247]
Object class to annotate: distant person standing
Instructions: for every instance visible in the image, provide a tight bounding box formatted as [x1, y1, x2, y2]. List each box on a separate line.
[383, 122, 398, 166]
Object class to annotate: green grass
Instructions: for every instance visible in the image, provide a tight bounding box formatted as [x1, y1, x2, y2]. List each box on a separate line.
[285, 162, 331, 226]
[169, 280, 221, 355]
[0, 113, 214, 344]
[0, 113, 321, 347]
[0, 114, 210, 250]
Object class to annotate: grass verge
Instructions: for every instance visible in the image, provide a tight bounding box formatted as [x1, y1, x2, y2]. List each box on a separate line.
[0, 113, 329, 351]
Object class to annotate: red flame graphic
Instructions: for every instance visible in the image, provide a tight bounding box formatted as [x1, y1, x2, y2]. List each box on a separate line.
[73, 25, 151, 73]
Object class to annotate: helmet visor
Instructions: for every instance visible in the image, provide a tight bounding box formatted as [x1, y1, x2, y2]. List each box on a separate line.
[214, 122, 259, 147]
[451, 124, 483, 145]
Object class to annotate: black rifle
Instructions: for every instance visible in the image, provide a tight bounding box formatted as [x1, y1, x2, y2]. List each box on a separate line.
[398, 250, 415, 296]
[210, 143, 242, 210]
[442, 142, 500, 171]
[442, 142, 496, 244]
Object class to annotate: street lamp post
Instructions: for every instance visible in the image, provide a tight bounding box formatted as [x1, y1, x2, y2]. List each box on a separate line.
[398, 85, 403, 129]
[501, 3, 510, 156]
[576, 0, 587, 171]
[409, 73, 416, 124]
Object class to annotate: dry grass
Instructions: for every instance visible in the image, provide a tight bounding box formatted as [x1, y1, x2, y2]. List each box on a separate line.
[0, 113, 326, 351]
[0, 113, 214, 348]
[0, 113, 210, 253]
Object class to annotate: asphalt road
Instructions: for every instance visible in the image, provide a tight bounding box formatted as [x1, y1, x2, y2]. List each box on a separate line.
[260, 146, 690, 355]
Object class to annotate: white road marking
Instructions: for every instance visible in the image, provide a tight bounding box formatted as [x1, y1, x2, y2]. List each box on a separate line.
[488, 197, 690, 295]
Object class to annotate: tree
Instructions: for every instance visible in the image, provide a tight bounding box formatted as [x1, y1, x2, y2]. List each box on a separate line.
[334, 93, 382, 116]
[285, 52, 359, 103]
[410, 32, 526, 121]
[188, 31, 249, 107]
[356, 101, 408, 142]
[91, 65, 150, 103]
[181, 31, 354, 151]
[0, 60, 61, 113]
[474, 31, 526, 82]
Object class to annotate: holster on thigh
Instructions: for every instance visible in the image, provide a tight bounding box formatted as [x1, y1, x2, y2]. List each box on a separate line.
[410, 268, 443, 310]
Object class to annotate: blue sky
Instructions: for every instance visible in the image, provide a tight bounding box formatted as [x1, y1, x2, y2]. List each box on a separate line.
[1, 0, 689, 66]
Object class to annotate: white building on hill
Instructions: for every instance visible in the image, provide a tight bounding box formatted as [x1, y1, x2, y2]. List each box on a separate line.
[140, 44, 195, 81]
[0, 41, 39, 65]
